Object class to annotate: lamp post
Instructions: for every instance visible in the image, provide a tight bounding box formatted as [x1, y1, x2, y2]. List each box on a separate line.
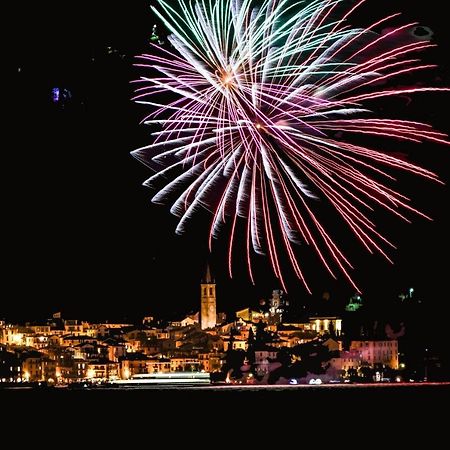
[424, 348, 428, 382]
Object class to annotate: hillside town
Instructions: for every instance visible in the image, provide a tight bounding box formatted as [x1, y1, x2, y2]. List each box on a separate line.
[1, 268, 435, 386]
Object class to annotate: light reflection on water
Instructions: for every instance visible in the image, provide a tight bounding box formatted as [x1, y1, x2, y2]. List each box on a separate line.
[90, 382, 449, 391]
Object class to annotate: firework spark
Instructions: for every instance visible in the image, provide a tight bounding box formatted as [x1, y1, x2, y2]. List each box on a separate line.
[132, 0, 448, 292]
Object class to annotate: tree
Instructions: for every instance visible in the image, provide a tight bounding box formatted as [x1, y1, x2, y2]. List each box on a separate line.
[255, 320, 271, 347]
[223, 349, 246, 380]
[247, 326, 255, 365]
[328, 320, 335, 337]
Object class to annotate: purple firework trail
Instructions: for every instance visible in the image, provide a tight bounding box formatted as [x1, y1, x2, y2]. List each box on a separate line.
[131, 0, 449, 292]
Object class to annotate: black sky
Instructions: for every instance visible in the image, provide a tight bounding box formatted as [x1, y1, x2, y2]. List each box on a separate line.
[7, 0, 449, 322]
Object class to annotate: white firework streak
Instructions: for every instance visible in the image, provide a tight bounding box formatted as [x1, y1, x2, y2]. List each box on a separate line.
[132, 0, 449, 292]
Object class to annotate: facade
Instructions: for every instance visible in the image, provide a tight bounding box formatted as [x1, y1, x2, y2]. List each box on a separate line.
[170, 357, 200, 372]
[236, 308, 265, 323]
[0, 345, 21, 382]
[268, 290, 288, 324]
[254, 349, 279, 375]
[121, 355, 148, 379]
[200, 264, 216, 330]
[87, 361, 119, 380]
[323, 338, 342, 352]
[309, 317, 342, 335]
[350, 340, 399, 369]
[22, 357, 43, 381]
[1, 326, 26, 346]
[198, 353, 222, 372]
[329, 350, 363, 373]
[147, 358, 171, 373]
[223, 338, 247, 352]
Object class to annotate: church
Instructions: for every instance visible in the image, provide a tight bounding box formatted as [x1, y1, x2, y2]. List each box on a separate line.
[200, 264, 216, 330]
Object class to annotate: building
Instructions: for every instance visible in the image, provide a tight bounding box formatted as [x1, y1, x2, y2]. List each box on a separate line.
[323, 338, 342, 352]
[329, 350, 363, 373]
[236, 308, 265, 323]
[87, 361, 119, 380]
[216, 312, 227, 325]
[200, 264, 216, 330]
[0, 345, 21, 382]
[254, 348, 279, 375]
[146, 358, 171, 373]
[170, 357, 201, 372]
[350, 340, 399, 369]
[198, 353, 222, 372]
[120, 354, 149, 379]
[345, 294, 363, 312]
[171, 313, 199, 328]
[1, 326, 26, 346]
[223, 337, 247, 352]
[309, 317, 342, 335]
[64, 320, 84, 335]
[105, 340, 126, 362]
[268, 290, 288, 324]
[22, 355, 43, 381]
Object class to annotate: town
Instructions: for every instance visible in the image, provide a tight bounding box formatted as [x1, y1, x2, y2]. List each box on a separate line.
[0, 267, 438, 386]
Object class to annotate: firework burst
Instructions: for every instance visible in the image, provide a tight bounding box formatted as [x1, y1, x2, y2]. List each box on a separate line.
[132, 0, 448, 292]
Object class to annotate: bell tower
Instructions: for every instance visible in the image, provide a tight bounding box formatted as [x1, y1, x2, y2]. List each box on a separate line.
[200, 264, 216, 330]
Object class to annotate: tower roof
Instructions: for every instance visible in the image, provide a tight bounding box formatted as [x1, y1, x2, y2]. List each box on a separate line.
[202, 263, 214, 284]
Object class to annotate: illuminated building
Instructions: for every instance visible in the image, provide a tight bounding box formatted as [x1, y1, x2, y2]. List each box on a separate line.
[200, 264, 216, 330]
[236, 308, 264, 323]
[329, 350, 363, 373]
[30, 325, 51, 335]
[345, 294, 363, 312]
[216, 312, 227, 324]
[142, 316, 155, 326]
[350, 340, 399, 369]
[323, 338, 343, 352]
[277, 324, 317, 345]
[0, 345, 22, 382]
[1, 326, 25, 346]
[254, 348, 279, 375]
[96, 323, 135, 338]
[170, 313, 199, 328]
[64, 320, 84, 335]
[309, 317, 342, 336]
[48, 335, 62, 346]
[60, 360, 87, 382]
[120, 354, 148, 379]
[42, 359, 57, 381]
[87, 361, 119, 380]
[283, 322, 314, 331]
[22, 356, 43, 381]
[170, 357, 201, 372]
[73, 342, 108, 360]
[61, 335, 98, 347]
[198, 353, 222, 372]
[268, 290, 288, 325]
[223, 337, 247, 351]
[146, 358, 171, 373]
[105, 340, 126, 362]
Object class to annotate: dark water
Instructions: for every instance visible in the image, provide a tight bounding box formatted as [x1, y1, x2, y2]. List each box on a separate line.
[2, 383, 448, 437]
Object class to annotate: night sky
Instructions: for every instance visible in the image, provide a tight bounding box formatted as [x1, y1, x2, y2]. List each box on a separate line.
[7, 0, 449, 322]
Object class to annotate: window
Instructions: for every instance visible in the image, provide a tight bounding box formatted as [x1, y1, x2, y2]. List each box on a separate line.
[209, 287, 213, 296]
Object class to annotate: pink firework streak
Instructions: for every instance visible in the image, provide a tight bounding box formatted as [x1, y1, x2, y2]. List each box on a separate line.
[131, 0, 449, 292]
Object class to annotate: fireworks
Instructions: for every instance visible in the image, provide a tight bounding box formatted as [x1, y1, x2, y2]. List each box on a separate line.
[132, 0, 448, 292]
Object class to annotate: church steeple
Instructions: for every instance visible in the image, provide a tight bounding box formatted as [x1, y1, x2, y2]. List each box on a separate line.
[203, 262, 214, 284]
[200, 263, 216, 330]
